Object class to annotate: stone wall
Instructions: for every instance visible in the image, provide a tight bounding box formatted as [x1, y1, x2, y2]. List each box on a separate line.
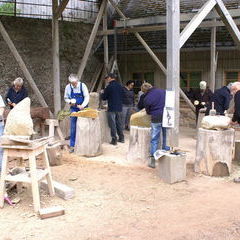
[0, 16, 102, 110]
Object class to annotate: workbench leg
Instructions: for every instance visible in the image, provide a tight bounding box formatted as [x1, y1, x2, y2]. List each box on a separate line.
[0, 149, 8, 208]
[43, 149, 55, 196]
[29, 153, 41, 212]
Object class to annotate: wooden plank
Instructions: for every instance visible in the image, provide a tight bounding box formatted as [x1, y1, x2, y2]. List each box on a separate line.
[215, 0, 240, 49]
[167, 0, 180, 147]
[77, 0, 107, 81]
[40, 180, 75, 200]
[180, 0, 217, 49]
[39, 206, 65, 219]
[54, 0, 69, 19]
[98, 19, 240, 36]
[52, 0, 61, 116]
[114, 8, 240, 28]
[0, 21, 49, 109]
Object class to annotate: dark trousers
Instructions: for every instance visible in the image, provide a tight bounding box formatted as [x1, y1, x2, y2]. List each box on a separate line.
[107, 111, 124, 140]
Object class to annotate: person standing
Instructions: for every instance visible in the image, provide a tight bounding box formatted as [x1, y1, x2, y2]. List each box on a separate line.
[6, 77, 28, 109]
[142, 83, 170, 168]
[191, 81, 213, 123]
[206, 83, 232, 115]
[230, 82, 240, 124]
[64, 74, 89, 153]
[0, 94, 5, 172]
[101, 73, 124, 145]
[122, 80, 135, 130]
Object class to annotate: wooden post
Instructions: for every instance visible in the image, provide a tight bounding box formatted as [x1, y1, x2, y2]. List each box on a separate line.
[210, 18, 217, 92]
[77, 0, 107, 81]
[103, 8, 109, 69]
[52, 0, 61, 116]
[0, 21, 48, 108]
[167, 0, 180, 147]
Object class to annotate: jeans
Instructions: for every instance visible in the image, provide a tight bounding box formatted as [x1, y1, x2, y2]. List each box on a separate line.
[150, 122, 168, 156]
[107, 112, 124, 140]
[0, 122, 4, 172]
[122, 105, 134, 129]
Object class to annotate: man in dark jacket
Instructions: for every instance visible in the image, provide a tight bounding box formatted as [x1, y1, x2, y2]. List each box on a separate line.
[207, 84, 232, 115]
[142, 83, 170, 168]
[6, 77, 28, 109]
[122, 80, 135, 130]
[102, 73, 124, 145]
[191, 81, 213, 123]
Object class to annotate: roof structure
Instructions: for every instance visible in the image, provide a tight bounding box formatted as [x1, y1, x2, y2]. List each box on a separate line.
[100, 0, 240, 52]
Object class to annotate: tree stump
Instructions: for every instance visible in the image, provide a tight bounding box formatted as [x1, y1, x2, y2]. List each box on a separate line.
[195, 128, 235, 176]
[75, 117, 102, 157]
[99, 110, 111, 144]
[127, 126, 151, 166]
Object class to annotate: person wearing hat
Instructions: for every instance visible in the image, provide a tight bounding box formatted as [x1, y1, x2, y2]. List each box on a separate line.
[191, 81, 213, 123]
[5, 77, 28, 109]
[101, 73, 124, 145]
[0, 94, 5, 171]
[206, 83, 232, 115]
[64, 74, 89, 153]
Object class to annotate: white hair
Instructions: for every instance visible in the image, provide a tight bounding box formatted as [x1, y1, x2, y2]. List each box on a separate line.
[68, 74, 79, 83]
[199, 81, 207, 90]
[13, 77, 24, 86]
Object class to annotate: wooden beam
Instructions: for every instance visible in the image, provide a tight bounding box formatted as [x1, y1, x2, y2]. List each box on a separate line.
[77, 0, 107, 81]
[180, 0, 217, 49]
[108, 0, 126, 19]
[115, 9, 240, 28]
[98, 18, 240, 36]
[210, 18, 217, 91]
[134, 32, 166, 75]
[52, 0, 61, 116]
[167, 0, 180, 147]
[0, 20, 48, 108]
[215, 0, 240, 49]
[103, 8, 109, 67]
[54, 0, 69, 19]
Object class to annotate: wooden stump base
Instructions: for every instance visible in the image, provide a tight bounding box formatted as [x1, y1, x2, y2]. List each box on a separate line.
[127, 126, 151, 166]
[75, 117, 102, 157]
[195, 128, 235, 176]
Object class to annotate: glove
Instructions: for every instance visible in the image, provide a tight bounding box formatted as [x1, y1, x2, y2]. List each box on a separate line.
[194, 100, 199, 106]
[65, 99, 71, 104]
[70, 99, 76, 104]
[201, 102, 206, 106]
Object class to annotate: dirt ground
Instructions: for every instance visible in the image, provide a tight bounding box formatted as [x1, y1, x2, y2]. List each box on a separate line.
[1, 127, 240, 240]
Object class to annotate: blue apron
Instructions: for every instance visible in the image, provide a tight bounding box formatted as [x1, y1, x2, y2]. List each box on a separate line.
[70, 83, 84, 112]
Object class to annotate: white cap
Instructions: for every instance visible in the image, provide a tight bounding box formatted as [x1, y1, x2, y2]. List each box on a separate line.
[199, 81, 207, 90]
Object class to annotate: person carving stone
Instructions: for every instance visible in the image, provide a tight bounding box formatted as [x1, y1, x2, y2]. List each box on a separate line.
[0, 94, 5, 172]
[64, 74, 89, 153]
[5, 77, 28, 109]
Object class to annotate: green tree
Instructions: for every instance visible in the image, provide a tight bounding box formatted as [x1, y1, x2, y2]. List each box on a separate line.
[0, 2, 20, 16]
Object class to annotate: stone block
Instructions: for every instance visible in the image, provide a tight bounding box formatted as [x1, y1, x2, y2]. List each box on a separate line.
[130, 110, 151, 128]
[157, 154, 186, 184]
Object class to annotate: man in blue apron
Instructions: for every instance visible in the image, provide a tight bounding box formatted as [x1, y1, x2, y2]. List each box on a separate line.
[64, 74, 89, 153]
[0, 94, 5, 172]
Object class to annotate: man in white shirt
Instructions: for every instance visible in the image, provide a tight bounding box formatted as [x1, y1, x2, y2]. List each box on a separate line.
[0, 95, 5, 171]
[64, 74, 89, 153]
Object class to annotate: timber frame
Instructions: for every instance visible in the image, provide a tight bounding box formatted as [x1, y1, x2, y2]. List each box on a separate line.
[0, 0, 240, 143]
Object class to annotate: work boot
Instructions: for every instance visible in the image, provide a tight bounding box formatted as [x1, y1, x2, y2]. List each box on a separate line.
[69, 147, 74, 153]
[118, 138, 125, 143]
[148, 156, 155, 168]
[110, 138, 117, 145]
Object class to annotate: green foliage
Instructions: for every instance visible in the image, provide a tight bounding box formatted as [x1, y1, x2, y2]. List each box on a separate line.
[0, 2, 20, 16]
